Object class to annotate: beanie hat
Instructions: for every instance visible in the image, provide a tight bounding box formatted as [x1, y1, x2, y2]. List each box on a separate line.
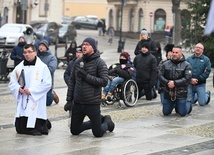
[19, 36, 25, 41]
[39, 40, 49, 49]
[141, 29, 148, 36]
[76, 45, 82, 52]
[83, 37, 97, 51]
[141, 42, 149, 50]
[164, 44, 174, 53]
[120, 51, 130, 60]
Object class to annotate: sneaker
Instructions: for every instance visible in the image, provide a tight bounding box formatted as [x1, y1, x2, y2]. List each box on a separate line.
[52, 90, 59, 104]
[107, 92, 113, 101]
[206, 91, 211, 105]
[104, 115, 115, 132]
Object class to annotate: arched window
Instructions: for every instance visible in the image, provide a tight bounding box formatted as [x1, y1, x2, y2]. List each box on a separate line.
[129, 9, 134, 31]
[181, 9, 191, 29]
[138, 8, 144, 31]
[154, 9, 166, 31]
[117, 9, 121, 31]
[108, 9, 113, 28]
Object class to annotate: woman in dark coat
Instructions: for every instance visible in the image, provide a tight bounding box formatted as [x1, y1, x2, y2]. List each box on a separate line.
[10, 36, 27, 67]
[64, 40, 77, 63]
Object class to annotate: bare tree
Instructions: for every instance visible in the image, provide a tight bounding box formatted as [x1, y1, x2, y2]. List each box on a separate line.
[172, 0, 182, 45]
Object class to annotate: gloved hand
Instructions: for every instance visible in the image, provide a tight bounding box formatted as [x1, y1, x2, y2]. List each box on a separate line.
[77, 69, 87, 80]
[64, 101, 73, 111]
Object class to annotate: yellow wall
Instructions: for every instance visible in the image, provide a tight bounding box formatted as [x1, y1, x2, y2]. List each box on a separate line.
[64, 2, 107, 19]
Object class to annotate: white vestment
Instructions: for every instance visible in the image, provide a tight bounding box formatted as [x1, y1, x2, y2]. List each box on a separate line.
[8, 57, 52, 128]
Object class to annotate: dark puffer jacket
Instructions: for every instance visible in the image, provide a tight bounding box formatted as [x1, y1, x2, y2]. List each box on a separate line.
[133, 51, 157, 88]
[134, 38, 156, 56]
[66, 51, 108, 104]
[159, 55, 192, 99]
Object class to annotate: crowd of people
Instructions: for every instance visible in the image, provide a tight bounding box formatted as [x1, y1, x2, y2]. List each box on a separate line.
[8, 27, 212, 137]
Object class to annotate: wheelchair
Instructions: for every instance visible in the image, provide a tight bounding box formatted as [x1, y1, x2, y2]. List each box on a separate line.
[102, 79, 139, 107]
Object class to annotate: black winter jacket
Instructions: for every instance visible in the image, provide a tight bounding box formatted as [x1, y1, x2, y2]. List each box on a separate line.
[108, 63, 134, 80]
[133, 51, 157, 87]
[158, 55, 192, 100]
[134, 38, 156, 56]
[66, 51, 108, 104]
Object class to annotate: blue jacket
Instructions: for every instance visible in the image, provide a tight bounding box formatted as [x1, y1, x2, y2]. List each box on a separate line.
[37, 49, 57, 86]
[187, 54, 211, 84]
[10, 42, 26, 67]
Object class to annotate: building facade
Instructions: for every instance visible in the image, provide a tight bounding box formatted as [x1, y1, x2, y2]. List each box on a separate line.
[64, 0, 107, 19]
[106, 0, 189, 33]
[0, 0, 63, 26]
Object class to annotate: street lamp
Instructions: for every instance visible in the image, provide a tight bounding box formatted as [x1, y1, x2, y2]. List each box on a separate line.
[117, 0, 126, 53]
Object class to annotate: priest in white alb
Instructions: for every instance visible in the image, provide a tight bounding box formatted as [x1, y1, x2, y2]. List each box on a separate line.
[8, 44, 52, 136]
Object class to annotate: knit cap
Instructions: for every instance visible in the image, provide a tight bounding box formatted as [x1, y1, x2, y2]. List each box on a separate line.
[39, 40, 49, 50]
[141, 29, 148, 36]
[120, 51, 130, 60]
[83, 37, 97, 51]
[141, 42, 149, 50]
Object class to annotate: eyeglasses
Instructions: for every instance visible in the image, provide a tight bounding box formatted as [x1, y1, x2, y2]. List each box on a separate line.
[23, 50, 35, 54]
[194, 46, 203, 50]
[82, 43, 91, 47]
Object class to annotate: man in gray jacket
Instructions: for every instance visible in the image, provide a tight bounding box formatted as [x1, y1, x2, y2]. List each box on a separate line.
[64, 37, 115, 137]
[37, 40, 59, 106]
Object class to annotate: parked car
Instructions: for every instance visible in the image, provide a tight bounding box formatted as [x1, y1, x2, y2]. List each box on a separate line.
[0, 23, 35, 48]
[29, 20, 59, 44]
[58, 24, 77, 43]
[71, 16, 98, 30]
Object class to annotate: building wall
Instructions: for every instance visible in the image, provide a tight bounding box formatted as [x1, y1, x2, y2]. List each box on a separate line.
[106, 0, 187, 33]
[64, 0, 107, 19]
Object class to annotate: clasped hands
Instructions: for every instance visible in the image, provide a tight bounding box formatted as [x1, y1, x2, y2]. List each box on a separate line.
[167, 80, 175, 89]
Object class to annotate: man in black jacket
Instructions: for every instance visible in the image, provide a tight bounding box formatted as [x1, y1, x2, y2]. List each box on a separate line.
[64, 37, 115, 137]
[133, 42, 157, 100]
[159, 45, 192, 117]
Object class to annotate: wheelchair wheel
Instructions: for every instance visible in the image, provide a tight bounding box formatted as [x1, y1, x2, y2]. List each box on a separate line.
[122, 79, 139, 107]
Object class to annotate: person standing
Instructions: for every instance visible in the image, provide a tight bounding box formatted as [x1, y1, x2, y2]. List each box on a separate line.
[64, 45, 83, 86]
[10, 36, 27, 67]
[134, 29, 156, 56]
[8, 44, 52, 135]
[159, 45, 192, 116]
[107, 25, 115, 45]
[37, 40, 59, 106]
[187, 43, 211, 106]
[133, 42, 157, 100]
[97, 20, 103, 36]
[64, 40, 77, 63]
[64, 37, 115, 137]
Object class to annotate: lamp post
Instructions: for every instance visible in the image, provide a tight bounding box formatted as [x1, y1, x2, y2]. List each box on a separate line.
[117, 0, 125, 53]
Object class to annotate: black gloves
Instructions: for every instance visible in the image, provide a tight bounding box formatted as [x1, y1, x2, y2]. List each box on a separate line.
[77, 69, 87, 80]
[64, 101, 73, 111]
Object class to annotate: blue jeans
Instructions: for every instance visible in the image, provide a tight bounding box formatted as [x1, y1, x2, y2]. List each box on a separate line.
[103, 77, 124, 94]
[46, 89, 54, 106]
[188, 84, 209, 106]
[162, 98, 191, 117]
[70, 103, 109, 137]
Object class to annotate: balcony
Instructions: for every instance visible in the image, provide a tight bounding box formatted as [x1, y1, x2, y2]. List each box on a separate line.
[107, 0, 137, 6]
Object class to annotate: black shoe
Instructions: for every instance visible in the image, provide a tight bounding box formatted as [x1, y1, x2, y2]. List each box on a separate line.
[188, 104, 192, 114]
[194, 99, 198, 104]
[28, 129, 42, 136]
[206, 91, 211, 105]
[104, 115, 115, 132]
[152, 88, 157, 99]
[47, 119, 52, 129]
